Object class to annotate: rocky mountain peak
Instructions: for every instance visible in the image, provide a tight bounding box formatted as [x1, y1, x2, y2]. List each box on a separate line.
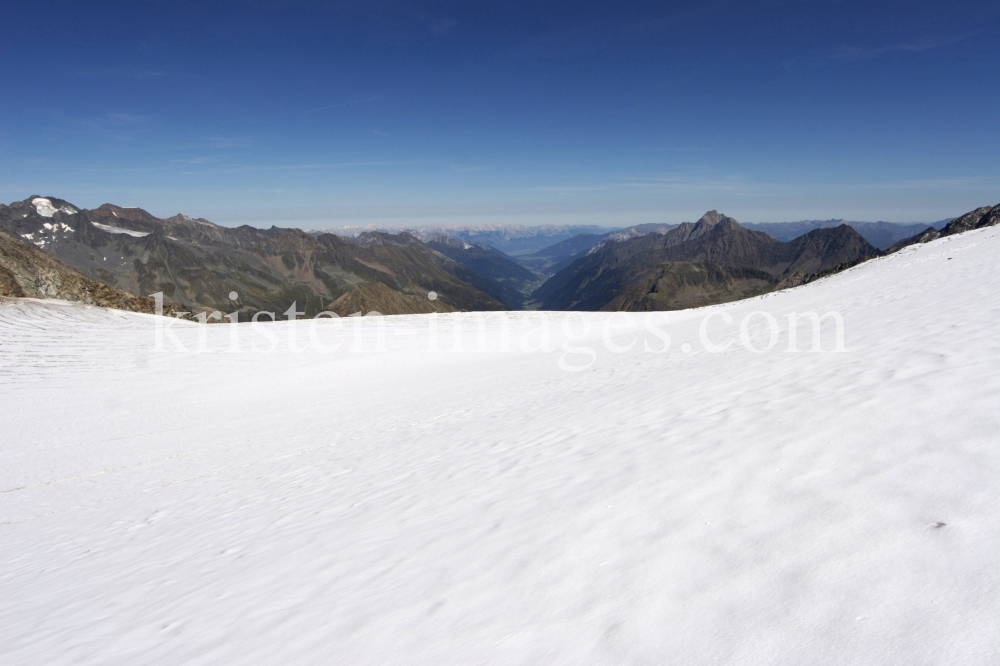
[697, 210, 725, 226]
[690, 210, 740, 239]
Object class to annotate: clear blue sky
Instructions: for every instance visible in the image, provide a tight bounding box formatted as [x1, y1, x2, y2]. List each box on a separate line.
[2, 1, 997, 227]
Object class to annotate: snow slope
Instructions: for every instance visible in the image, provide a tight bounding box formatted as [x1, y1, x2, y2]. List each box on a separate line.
[1, 228, 999, 665]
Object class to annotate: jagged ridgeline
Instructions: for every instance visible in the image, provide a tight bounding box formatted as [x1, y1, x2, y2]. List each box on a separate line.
[531, 211, 882, 311]
[886, 204, 1000, 253]
[0, 197, 510, 317]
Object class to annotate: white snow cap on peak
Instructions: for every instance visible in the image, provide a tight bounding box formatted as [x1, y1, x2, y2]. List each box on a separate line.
[31, 198, 77, 218]
[31, 198, 58, 217]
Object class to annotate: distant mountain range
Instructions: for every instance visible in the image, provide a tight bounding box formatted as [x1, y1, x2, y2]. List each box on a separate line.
[316, 223, 613, 256]
[743, 220, 950, 248]
[2, 195, 989, 317]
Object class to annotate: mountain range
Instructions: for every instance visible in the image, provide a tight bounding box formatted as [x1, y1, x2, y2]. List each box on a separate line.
[0, 197, 511, 317]
[2, 196, 991, 317]
[502, 218, 940, 282]
[317, 223, 613, 256]
[533, 211, 880, 311]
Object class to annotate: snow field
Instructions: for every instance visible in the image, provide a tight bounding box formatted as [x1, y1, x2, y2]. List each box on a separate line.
[1, 227, 999, 664]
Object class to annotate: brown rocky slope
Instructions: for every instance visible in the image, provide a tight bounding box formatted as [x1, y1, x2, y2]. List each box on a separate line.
[0, 230, 182, 315]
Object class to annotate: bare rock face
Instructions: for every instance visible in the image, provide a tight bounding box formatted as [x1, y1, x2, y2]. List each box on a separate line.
[888, 204, 1000, 253]
[0, 230, 177, 315]
[0, 262, 25, 297]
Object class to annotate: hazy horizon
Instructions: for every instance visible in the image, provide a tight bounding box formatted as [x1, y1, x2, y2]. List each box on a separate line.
[1, 195, 953, 231]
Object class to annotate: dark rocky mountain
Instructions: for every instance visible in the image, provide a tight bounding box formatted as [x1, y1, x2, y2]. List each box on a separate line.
[601, 263, 783, 312]
[0, 230, 186, 315]
[744, 220, 948, 249]
[887, 204, 1000, 253]
[534, 211, 880, 311]
[423, 235, 539, 309]
[0, 196, 505, 317]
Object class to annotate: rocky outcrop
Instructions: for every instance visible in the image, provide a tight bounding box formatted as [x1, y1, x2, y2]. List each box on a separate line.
[888, 204, 1000, 253]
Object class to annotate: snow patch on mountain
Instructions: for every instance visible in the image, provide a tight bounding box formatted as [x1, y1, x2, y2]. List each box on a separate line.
[91, 221, 151, 237]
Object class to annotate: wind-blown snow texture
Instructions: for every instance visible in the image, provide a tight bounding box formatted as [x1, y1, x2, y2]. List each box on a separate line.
[1, 228, 999, 665]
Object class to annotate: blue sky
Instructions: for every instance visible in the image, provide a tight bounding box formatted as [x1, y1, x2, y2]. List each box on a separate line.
[2, 0, 998, 227]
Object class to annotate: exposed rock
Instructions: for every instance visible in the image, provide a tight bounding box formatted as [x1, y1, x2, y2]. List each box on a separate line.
[888, 204, 1000, 253]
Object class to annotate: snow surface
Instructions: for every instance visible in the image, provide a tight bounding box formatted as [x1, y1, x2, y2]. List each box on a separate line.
[1, 229, 999, 664]
[90, 221, 151, 237]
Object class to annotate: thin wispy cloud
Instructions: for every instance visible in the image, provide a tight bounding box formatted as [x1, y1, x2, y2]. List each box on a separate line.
[831, 33, 976, 61]
[181, 160, 411, 175]
[305, 96, 384, 114]
[206, 137, 253, 149]
[528, 175, 759, 195]
[103, 112, 152, 125]
[531, 185, 610, 194]
[76, 68, 169, 79]
[170, 157, 217, 165]
[50, 111, 157, 136]
[431, 19, 458, 37]
[511, 3, 720, 60]
[873, 177, 996, 190]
